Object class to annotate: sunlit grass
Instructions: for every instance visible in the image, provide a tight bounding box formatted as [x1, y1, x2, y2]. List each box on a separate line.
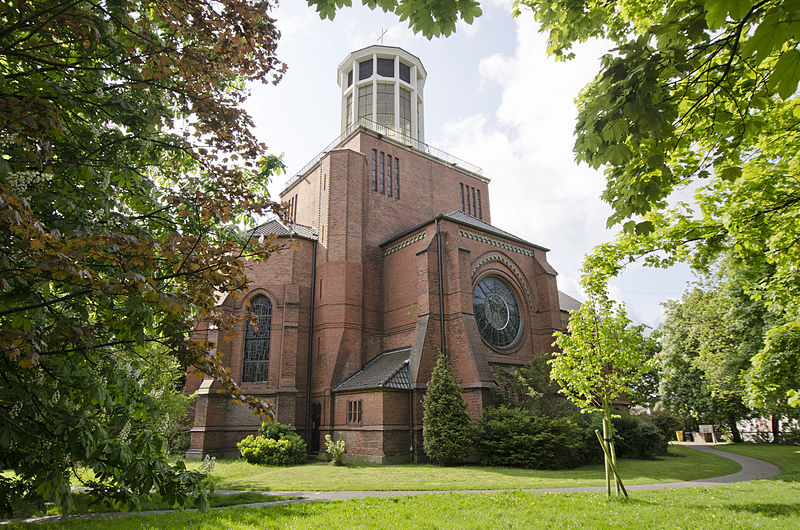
[193, 445, 738, 492]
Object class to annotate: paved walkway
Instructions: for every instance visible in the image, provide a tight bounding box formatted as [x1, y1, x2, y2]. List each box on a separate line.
[2, 443, 781, 525]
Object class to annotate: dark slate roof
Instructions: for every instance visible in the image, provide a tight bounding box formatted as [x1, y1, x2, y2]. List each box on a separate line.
[333, 348, 411, 392]
[558, 291, 582, 312]
[379, 210, 549, 252]
[250, 218, 318, 241]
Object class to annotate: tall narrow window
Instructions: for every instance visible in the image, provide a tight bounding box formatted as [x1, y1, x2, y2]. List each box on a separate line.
[387, 155, 393, 196]
[460, 183, 465, 211]
[466, 185, 471, 215]
[357, 85, 373, 120]
[395, 158, 400, 199]
[345, 94, 353, 128]
[380, 152, 385, 194]
[472, 187, 477, 218]
[399, 87, 411, 137]
[376, 83, 394, 129]
[372, 150, 377, 191]
[476, 189, 482, 219]
[243, 295, 272, 382]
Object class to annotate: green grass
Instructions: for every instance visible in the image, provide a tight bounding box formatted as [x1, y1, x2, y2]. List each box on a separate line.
[714, 444, 800, 481]
[12, 444, 797, 528]
[196, 445, 739, 492]
[12, 482, 800, 529]
[9, 492, 296, 519]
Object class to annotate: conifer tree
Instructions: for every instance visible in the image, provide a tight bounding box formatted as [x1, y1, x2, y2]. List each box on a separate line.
[422, 351, 472, 465]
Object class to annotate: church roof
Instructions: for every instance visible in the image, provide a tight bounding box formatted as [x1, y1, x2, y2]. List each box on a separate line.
[378, 210, 550, 253]
[558, 291, 582, 312]
[249, 218, 318, 241]
[333, 348, 411, 392]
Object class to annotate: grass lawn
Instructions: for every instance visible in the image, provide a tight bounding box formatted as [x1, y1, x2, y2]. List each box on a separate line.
[9, 492, 297, 519]
[11, 481, 800, 529]
[197, 445, 739, 492]
[8, 444, 798, 528]
[713, 444, 800, 481]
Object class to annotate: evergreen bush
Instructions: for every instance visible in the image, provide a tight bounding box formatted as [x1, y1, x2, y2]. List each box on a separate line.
[476, 406, 583, 469]
[237, 422, 307, 466]
[422, 352, 472, 465]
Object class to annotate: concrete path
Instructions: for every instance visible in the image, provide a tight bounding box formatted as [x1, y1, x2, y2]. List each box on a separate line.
[2, 443, 781, 525]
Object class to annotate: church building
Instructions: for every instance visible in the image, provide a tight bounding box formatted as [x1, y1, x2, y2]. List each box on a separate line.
[187, 45, 573, 463]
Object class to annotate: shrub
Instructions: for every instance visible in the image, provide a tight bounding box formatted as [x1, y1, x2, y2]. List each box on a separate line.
[257, 422, 296, 441]
[646, 410, 684, 442]
[423, 352, 472, 465]
[325, 434, 346, 466]
[476, 406, 584, 469]
[237, 422, 307, 466]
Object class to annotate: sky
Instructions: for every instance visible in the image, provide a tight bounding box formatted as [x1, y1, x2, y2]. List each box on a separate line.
[243, 0, 695, 328]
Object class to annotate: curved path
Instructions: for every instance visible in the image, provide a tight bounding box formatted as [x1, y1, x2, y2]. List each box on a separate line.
[2, 443, 781, 525]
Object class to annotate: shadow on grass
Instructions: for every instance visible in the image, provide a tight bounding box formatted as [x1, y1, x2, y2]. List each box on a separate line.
[724, 502, 800, 518]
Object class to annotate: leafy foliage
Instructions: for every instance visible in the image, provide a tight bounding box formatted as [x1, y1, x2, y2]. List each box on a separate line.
[0, 0, 293, 516]
[657, 281, 752, 439]
[518, 0, 800, 410]
[325, 434, 346, 466]
[476, 406, 583, 469]
[551, 291, 652, 496]
[551, 295, 653, 415]
[491, 353, 578, 417]
[237, 422, 307, 466]
[305, 0, 482, 38]
[422, 351, 472, 465]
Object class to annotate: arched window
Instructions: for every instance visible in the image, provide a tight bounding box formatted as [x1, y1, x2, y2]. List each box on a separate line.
[243, 295, 272, 382]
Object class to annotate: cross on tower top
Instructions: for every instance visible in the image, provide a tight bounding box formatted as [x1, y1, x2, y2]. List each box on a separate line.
[377, 27, 387, 44]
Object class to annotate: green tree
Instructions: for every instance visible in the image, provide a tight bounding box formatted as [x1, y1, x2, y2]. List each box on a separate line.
[492, 353, 577, 417]
[657, 283, 751, 440]
[551, 292, 652, 497]
[518, 0, 800, 410]
[423, 351, 472, 465]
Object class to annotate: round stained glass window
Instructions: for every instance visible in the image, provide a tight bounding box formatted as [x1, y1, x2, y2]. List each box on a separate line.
[473, 276, 522, 349]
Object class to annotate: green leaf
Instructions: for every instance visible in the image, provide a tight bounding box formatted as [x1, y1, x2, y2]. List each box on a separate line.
[704, 0, 729, 29]
[720, 167, 742, 182]
[769, 49, 800, 99]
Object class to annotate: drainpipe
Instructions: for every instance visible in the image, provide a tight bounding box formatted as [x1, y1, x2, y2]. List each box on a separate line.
[305, 241, 317, 445]
[408, 382, 415, 463]
[435, 216, 446, 357]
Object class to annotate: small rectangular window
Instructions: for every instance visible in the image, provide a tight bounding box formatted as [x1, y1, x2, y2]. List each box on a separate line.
[399, 62, 411, 83]
[387, 155, 393, 196]
[359, 59, 372, 80]
[477, 189, 482, 219]
[372, 150, 377, 191]
[460, 183, 465, 211]
[377, 57, 394, 77]
[380, 152, 385, 194]
[347, 400, 363, 424]
[395, 158, 400, 199]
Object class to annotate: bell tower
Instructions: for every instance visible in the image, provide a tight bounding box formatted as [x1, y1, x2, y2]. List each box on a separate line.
[337, 45, 426, 144]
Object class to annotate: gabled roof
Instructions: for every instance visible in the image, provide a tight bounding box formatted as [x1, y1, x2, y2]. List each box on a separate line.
[379, 210, 549, 253]
[333, 348, 411, 392]
[249, 218, 318, 241]
[558, 291, 582, 312]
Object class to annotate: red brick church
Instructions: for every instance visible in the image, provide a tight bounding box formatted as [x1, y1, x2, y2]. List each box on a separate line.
[186, 45, 576, 463]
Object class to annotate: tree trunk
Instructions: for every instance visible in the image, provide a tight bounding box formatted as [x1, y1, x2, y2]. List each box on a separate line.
[728, 415, 742, 443]
[772, 415, 780, 444]
[602, 415, 611, 497]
